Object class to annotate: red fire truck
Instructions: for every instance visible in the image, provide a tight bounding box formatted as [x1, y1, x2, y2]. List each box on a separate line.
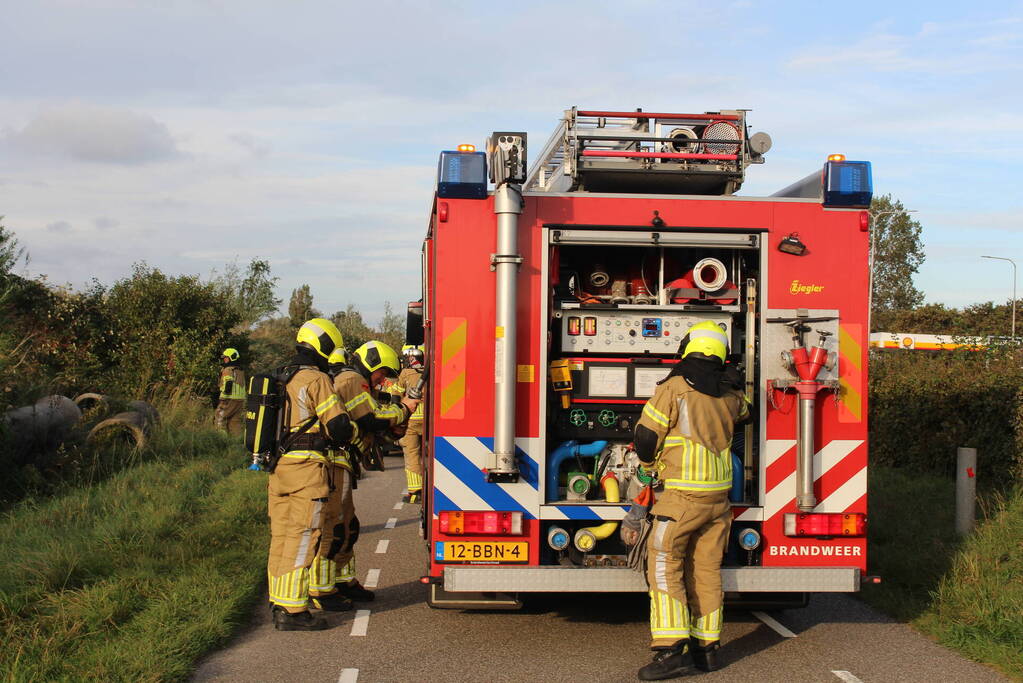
[413, 108, 873, 608]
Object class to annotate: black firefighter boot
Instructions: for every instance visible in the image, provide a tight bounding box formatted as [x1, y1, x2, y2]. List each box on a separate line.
[271, 607, 328, 631]
[689, 638, 721, 672]
[637, 641, 697, 681]
[336, 579, 375, 602]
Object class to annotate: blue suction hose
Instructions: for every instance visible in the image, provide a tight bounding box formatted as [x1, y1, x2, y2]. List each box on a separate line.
[546, 440, 608, 502]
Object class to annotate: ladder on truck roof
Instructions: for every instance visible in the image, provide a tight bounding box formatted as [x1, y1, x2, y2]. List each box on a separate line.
[524, 107, 769, 196]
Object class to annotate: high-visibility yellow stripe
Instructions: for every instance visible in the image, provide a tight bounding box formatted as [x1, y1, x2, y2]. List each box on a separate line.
[280, 450, 330, 463]
[440, 371, 465, 415]
[309, 556, 336, 593]
[839, 325, 862, 371]
[649, 590, 689, 639]
[739, 395, 752, 419]
[692, 606, 723, 639]
[328, 450, 352, 469]
[337, 559, 355, 582]
[269, 568, 309, 607]
[643, 402, 669, 427]
[440, 318, 467, 419]
[345, 392, 371, 410]
[374, 403, 404, 421]
[839, 322, 864, 423]
[315, 394, 339, 416]
[442, 320, 467, 365]
[665, 478, 732, 491]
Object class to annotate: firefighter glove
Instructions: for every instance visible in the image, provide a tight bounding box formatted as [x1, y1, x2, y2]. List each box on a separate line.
[620, 503, 649, 546]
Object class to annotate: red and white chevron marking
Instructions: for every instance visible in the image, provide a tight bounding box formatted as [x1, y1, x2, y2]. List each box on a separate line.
[735, 439, 865, 521]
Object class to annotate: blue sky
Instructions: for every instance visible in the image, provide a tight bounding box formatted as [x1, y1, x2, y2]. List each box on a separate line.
[1, 1, 1020, 325]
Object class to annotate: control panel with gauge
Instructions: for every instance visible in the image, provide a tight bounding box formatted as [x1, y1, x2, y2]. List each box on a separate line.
[559, 310, 732, 354]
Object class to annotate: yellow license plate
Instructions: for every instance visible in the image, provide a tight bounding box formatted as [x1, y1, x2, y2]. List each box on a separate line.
[437, 541, 528, 563]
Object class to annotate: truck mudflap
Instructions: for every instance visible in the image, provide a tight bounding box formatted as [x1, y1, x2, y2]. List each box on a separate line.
[443, 566, 860, 593]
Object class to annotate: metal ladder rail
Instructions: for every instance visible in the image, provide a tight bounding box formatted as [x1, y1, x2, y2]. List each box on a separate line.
[524, 116, 570, 192]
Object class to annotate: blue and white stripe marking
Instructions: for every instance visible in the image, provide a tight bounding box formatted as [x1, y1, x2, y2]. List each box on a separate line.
[433, 437, 540, 519]
[433, 436, 634, 521]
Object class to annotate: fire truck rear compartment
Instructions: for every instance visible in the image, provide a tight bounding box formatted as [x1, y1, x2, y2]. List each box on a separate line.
[543, 237, 761, 569]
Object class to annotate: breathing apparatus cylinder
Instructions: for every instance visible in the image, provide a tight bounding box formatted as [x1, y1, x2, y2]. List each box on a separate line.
[244, 373, 283, 471]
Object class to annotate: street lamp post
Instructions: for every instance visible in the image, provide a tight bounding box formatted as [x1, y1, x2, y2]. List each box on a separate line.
[980, 255, 1017, 338]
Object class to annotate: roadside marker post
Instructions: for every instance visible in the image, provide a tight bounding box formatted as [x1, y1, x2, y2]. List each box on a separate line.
[956, 447, 977, 536]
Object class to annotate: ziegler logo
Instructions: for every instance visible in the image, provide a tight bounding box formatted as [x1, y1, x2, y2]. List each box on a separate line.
[790, 280, 824, 295]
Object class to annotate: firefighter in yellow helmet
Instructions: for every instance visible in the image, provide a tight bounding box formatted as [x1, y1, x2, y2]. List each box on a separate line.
[215, 347, 246, 436]
[328, 340, 419, 600]
[632, 320, 750, 679]
[267, 318, 359, 631]
[389, 345, 426, 503]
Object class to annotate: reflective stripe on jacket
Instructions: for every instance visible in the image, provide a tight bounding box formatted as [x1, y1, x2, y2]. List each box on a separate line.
[219, 366, 246, 400]
[388, 367, 424, 420]
[636, 375, 749, 493]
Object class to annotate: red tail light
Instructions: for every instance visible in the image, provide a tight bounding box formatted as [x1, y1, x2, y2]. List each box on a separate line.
[439, 510, 524, 536]
[784, 512, 866, 537]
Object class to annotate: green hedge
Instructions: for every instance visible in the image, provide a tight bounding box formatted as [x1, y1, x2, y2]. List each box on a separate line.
[869, 348, 1023, 479]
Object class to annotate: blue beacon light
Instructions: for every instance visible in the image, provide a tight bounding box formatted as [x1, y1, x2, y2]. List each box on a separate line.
[437, 146, 488, 200]
[822, 155, 873, 209]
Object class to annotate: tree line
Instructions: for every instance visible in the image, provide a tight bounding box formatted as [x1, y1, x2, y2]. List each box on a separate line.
[0, 221, 406, 414]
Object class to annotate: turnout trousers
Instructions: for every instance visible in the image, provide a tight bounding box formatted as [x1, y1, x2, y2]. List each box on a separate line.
[215, 398, 244, 436]
[329, 465, 359, 584]
[267, 457, 340, 613]
[645, 490, 732, 648]
[400, 420, 423, 494]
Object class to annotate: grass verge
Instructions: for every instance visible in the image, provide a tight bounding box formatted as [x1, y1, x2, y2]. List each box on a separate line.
[0, 403, 267, 682]
[862, 465, 1023, 679]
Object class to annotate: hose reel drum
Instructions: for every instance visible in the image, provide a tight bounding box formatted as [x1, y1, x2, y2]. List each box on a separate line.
[692, 257, 728, 292]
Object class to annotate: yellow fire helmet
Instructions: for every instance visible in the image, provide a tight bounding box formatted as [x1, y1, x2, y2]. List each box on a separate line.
[296, 318, 344, 359]
[327, 347, 349, 367]
[682, 320, 729, 362]
[354, 340, 401, 378]
[222, 347, 240, 362]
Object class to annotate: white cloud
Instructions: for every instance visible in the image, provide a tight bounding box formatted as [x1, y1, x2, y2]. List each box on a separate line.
[0, 2, 1021, 319]
[6, 102, 179, 164]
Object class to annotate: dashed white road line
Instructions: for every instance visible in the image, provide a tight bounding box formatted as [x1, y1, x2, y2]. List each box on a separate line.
[338, 668, 359, 683]
[375, 540, 390, 554]
[385, 517, 398, 529]
[350, 609, 371, 636]
[831, 672, 864, 683]
[752, 611, 797, 638]
[393, 501, 403, 510]
[364, 568, 380, 588]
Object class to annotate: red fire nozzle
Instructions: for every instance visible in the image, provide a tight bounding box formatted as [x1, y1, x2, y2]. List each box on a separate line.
[791, 344, 830, 382]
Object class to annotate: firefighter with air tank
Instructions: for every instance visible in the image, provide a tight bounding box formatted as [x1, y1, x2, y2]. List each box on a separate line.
[327, 340, 419, 600]
[215, 347, 246, 435]
[631, 320, 751, 680]
[266, 318, 360, 631]
[388, 345, 426, 503]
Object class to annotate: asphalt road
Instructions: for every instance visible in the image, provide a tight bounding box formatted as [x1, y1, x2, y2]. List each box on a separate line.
[193, 464, 1007, 683]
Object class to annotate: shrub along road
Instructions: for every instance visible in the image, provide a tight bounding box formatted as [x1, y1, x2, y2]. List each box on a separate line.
[193, 466, 1008, 683]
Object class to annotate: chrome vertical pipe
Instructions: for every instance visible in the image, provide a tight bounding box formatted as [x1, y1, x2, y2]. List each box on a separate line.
[490, 182, 522, 481]
[796, 394, 816, 511]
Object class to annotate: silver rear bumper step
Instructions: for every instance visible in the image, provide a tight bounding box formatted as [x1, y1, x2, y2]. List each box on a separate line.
[444, 566, 860, 593]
